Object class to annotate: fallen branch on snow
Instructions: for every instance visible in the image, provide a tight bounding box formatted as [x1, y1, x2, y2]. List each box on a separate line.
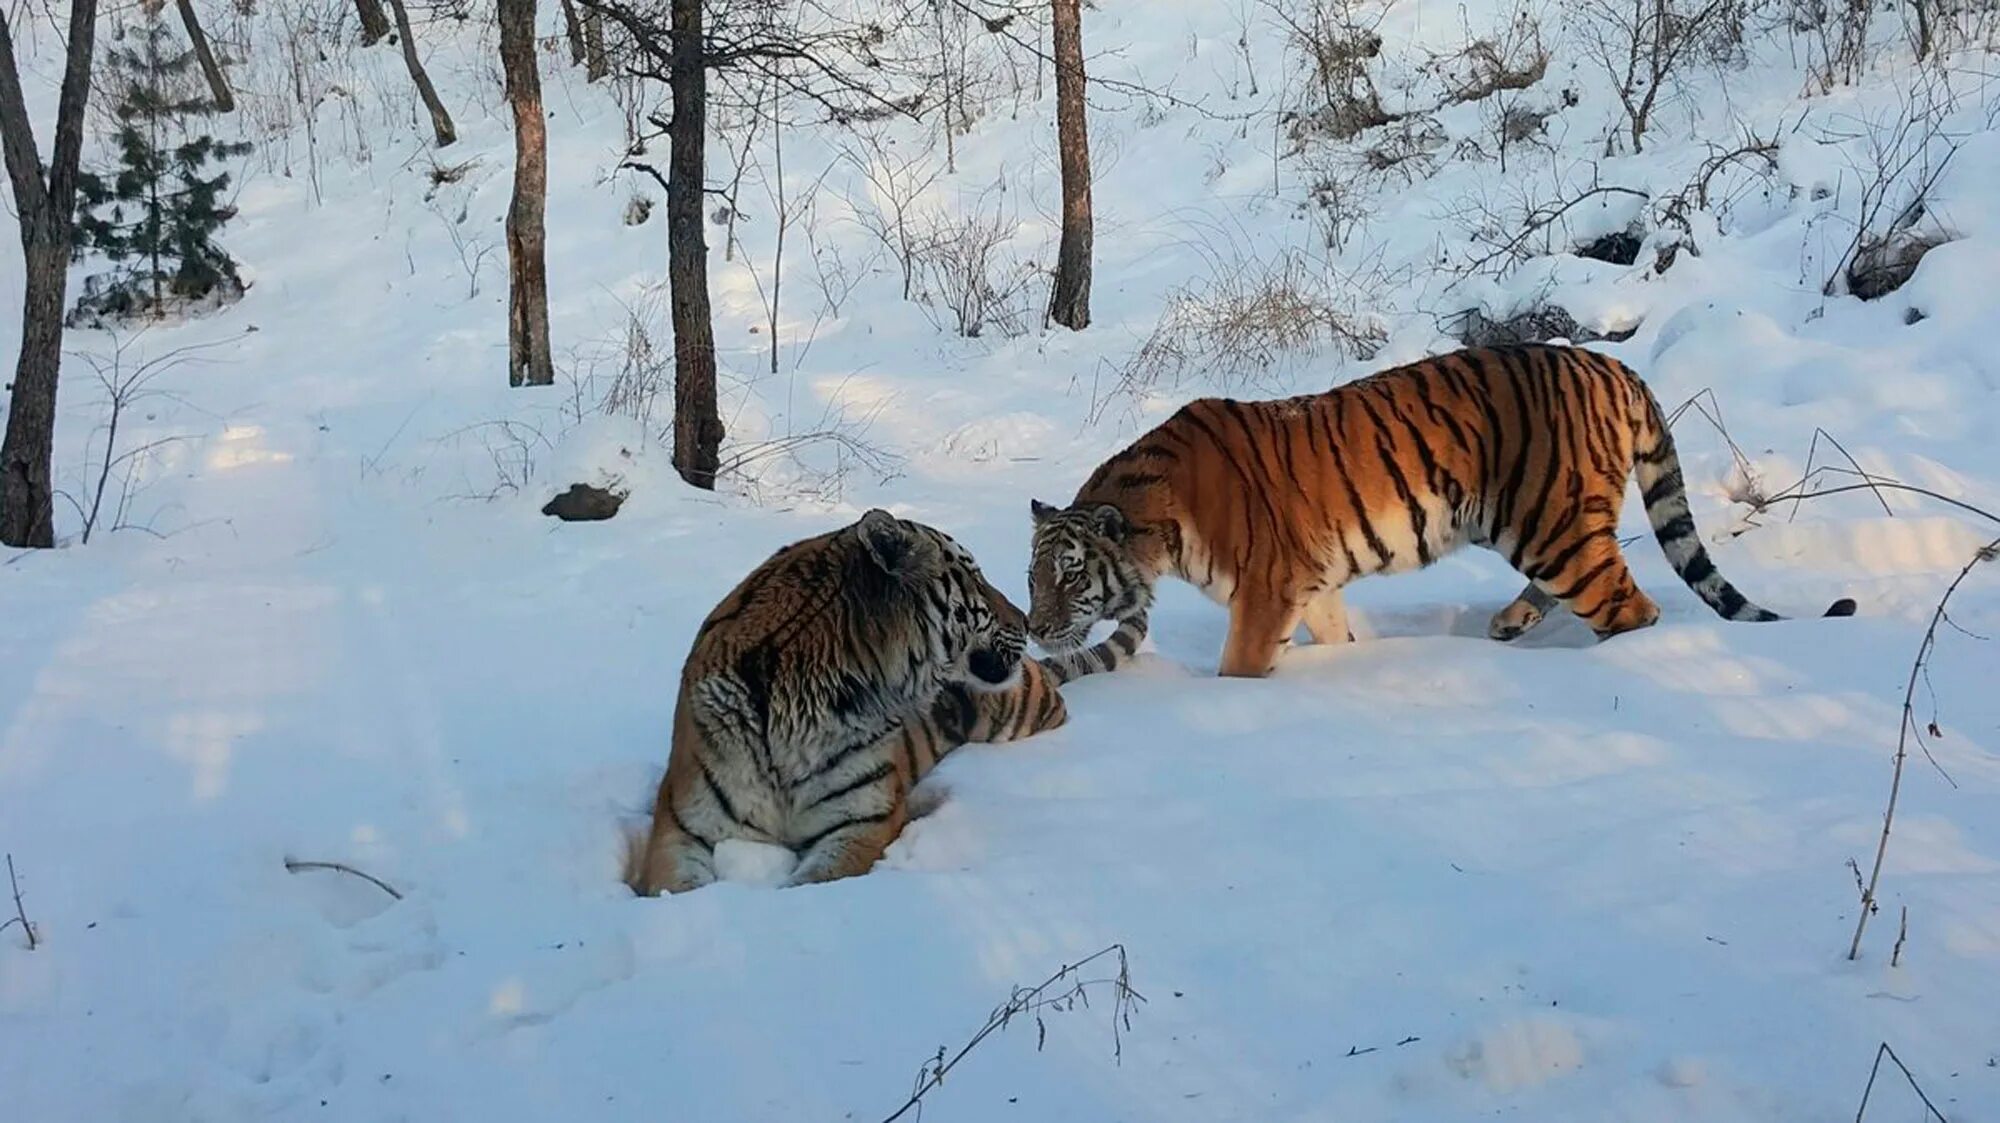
[284, 858, 404, 901]
[2, 854, 37, 950]
[1853, 1041, 1949, 1121]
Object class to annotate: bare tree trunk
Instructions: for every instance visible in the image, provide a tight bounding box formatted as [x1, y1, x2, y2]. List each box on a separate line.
[934, 0, 955, 173]
[583, 7, 608, 81]
[386, 0, 456, 146]
[765, 80, 782, 375]
[174, 0, 234, 111]
[557, 0, 586, 65]
[354, 0, 391, 45]
[500, 0, 554, 387]
[0, 0, 97, 548]
[1047, 0, 1092, 331]
[668, 0, 720, 488]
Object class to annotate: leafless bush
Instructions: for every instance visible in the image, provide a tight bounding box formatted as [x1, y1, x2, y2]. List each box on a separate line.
[424, 157, 479, 199]
[1816, 83, 1962, 299]
[1790, 0, 1874, 91]
[1847, 532, 1997, 961]
[1427, 7, 1550, 104]
[1446, 170, 1651, 277]
[734, 101, 840, 374]
[424, 197, 498, 301]
[1300, 164, 1376, 252]
[1576, 0, 1737, 153]
[58, 331, 241, 544]
[718, 391, 903, 506]
[1503, 103, 1558, 144]
[1113, 245, 1386, 408]
[1267, 0, 1392, 143]
[1899, 0, 2000, 60]
[878, 945, 1143, 1123]
[1492, 101, 1558, 170]
[563, 284, 672, 433]
[1706, 449, 2000, 967]
[911, 191, 1037, 339]
[229, 0, 375, 190]
[844, 130, 946, 303]
[1361, 114, 1447, 183]
[436, 419, 554, 500]
[927, 0, 1025, 167]
[1631, 122, 1786, 271]
[805, 191, 874, 321]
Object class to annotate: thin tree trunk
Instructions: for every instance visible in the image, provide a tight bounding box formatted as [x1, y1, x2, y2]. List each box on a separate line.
[557, 0, 586, 65]
[765, 78, 781, 375]
[174, 0, 234, 112]
[0, 0, 97, 548]
[667, 0, 720, 488]
[354, 0, 391, 46]
[934, 0, 955, 173]
[583, 7, 607, 81]
[1047, 0, 1092, 331]
[386, 0, 456, 146]
[500, 0, 554, 387]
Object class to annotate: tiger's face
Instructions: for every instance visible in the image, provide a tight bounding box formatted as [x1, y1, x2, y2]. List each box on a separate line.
[1026, 500, 1147, 654]
[858, 510, 1025, 694]
[937, 535, 1029, 694]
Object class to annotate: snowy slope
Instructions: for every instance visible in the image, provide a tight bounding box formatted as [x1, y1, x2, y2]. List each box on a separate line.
[4, 1, 2000, 1120]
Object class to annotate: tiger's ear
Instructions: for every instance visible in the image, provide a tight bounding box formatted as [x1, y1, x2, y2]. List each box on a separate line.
[1091, 504, 1131, 541]
[1030, 498, 1060, 525]
[857, 509, 933, 575]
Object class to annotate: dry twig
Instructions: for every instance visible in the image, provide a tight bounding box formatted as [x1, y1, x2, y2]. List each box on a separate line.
[284, 858, 404, 901]
[3, 854, 37, 950]
[879, 944, 1143, 1123]
[1847, 535, 1998, 962]
[1853, 1041, 1949, 1121]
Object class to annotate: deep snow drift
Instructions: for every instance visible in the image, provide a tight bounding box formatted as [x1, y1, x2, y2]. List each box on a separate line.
[4, 0, 2000, 1120]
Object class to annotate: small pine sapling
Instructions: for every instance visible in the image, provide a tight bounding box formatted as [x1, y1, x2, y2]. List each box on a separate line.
[71, 10, 250, 324]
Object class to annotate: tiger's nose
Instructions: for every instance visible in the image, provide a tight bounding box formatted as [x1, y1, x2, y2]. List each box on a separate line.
[967, 647, 1015, 685]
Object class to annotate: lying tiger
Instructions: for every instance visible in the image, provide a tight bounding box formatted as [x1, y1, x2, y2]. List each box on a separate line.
[1028, 343, 1856, 680]
[626, 509, 1067, 895]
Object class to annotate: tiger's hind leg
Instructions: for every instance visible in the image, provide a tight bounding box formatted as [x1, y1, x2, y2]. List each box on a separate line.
[1488, 581, 1559, 642]
[1525, 525, 1660, 640]
[1219, 592, 1306, 678]
[629, 806, 718, 896]
[1300, 586, 1355, 645]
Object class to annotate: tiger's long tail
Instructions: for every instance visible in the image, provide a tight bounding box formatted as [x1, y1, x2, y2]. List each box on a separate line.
[1631, 386, 1856, 622]
[1037, 610, 1149, 685]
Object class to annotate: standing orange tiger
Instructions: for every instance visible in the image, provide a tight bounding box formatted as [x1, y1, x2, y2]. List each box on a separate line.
[1027, 343, 1855, 680]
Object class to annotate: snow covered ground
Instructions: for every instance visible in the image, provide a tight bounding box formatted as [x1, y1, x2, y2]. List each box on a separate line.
[4, 0, 2000, 1119]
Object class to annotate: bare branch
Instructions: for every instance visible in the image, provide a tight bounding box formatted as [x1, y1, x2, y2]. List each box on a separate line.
[284, 858, 404, 900]
[1847, 536, 1998, 962]
[1853, 1042, 1950, 1121]
[878, 944, 1143, 1123]
[3, 853, 36, 950]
